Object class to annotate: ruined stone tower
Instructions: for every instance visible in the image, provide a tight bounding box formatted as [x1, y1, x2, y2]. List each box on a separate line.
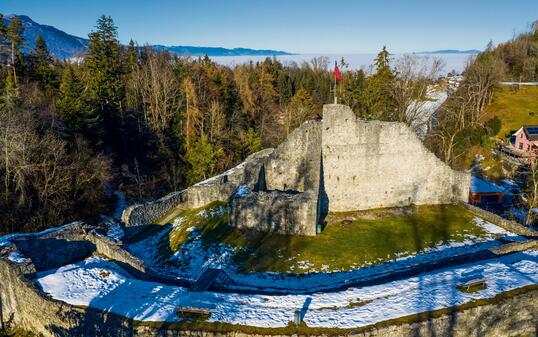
[228, 104, 469, 235]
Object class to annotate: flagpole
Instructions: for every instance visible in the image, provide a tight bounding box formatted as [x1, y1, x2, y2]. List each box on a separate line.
[334, 61, 337, 104]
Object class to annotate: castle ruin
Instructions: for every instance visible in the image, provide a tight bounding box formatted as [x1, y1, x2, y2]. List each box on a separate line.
[123, 104, 470, 236]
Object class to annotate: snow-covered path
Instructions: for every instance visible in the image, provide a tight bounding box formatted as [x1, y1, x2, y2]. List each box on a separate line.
[36, 250, 538, 329]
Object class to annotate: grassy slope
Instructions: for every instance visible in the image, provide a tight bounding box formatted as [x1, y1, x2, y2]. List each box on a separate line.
[484, 86, 538, 139]
[161, 204, 488, 273]
[464, 86, 538, 179]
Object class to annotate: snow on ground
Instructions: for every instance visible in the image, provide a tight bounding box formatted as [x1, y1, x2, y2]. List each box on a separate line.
[408, 88, 447, 139]
[7, 251, 30, 264]
[235, 185, 250, 197]
[125, 215, 525, 293]
[193, 162, 245, 187]
[113, 191, 127, 220]
[106, 222, 125, 242]
[36, 251, 538, 328]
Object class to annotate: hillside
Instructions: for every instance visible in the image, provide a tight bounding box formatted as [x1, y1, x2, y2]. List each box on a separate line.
[2, 15, 88, 59]
[484, 86, 538, 139]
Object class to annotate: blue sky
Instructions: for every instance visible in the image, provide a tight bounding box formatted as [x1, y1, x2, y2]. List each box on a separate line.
[1, 0, 537, 53]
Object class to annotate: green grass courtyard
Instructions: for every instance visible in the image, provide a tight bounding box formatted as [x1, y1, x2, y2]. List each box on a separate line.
[155, 202, 494, 274]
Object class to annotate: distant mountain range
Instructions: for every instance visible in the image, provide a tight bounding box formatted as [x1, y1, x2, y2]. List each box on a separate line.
[152, 45, 290, 57]
[3, 14, 479, 60]
[3, 15, 88, 59]
[415, 49, 481, 55]
[2, 14, 291, 59]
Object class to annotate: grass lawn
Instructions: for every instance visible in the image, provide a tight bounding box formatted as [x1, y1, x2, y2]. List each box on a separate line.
[484, 86, 538, 139]
[159, 203, 492, 274]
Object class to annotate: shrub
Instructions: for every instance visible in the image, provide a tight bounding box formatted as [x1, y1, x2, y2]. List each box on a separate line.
[485, 116, 502, 136]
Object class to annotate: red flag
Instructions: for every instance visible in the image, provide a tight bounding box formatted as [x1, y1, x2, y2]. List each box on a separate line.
[333, 61, 343, 84]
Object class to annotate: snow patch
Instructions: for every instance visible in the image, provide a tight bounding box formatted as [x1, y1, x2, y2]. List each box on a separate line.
[36, 251, 538, 328]
[235, 185, 250, 197]
[106, 223, 124, 242]
[113, 191, 127, 220]
[7, 252, 30, 264]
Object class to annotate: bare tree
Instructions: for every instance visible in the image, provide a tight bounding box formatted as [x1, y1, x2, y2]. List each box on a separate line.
[132, 49, 180, 132]
[523, 159, 538, 226]
[208, 100, 225, 143]
[392, 55, 445, 136]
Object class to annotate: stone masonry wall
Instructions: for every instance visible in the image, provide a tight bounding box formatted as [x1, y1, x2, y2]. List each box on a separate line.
[121, 149, 273, 232]
[228, 190, 318, 236]
[264, 120, 322, 193]
[228, 121, 322, 236]
[123, 103, 469, 236]
[0, 256, 536, 337]
[321, 104, 470, 212]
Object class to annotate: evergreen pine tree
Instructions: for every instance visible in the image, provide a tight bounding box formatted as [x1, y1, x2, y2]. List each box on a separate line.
[235, 127, 262, 160]
[363, 46, 396, 120]
[6, 16, 24, 92]
[58, 65, 100, 142]
[0, 14, 7, 67]
[125, 39, 138, 73]
[185, 133, 223, 184]
[83, 15, 125, 151]
[29, 35, 58, 92]
[1, 70, 18, 110]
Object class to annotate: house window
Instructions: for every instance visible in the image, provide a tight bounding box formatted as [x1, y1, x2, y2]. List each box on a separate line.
[519, 143, 524, 150]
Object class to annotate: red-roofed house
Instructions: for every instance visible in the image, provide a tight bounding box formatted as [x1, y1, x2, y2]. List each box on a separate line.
[512, 126, 538, 155]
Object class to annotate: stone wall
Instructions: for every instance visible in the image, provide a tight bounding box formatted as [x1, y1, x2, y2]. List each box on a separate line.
[121, 149, 273, 233]
[460, 201, 538, 237]
[228, 121, 322, 236]
[123, 103, 470, 236]
[228, 190, 318, 236]
[9, 223, 95, 273]
[264, 120, 322, 193]
[321, 104, 470, 212]
[0, 254, 536, 337]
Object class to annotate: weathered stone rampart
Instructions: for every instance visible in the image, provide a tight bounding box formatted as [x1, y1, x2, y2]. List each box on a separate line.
[121, 149, 273, 234]
[229, 121, 322, 236]
[321, 104, 470, 212]
[460, 201, 538, 237]
[0, 253, 536, 337]
[229, 190, 318, 236]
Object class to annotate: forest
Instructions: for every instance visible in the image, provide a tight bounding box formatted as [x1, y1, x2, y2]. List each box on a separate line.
[0, 14, 536, 234]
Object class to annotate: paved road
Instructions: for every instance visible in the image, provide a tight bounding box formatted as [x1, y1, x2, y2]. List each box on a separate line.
[500, 82, 538, 86]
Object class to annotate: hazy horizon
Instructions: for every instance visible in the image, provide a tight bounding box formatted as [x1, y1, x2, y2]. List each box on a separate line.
[2, 0, 538, 54]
